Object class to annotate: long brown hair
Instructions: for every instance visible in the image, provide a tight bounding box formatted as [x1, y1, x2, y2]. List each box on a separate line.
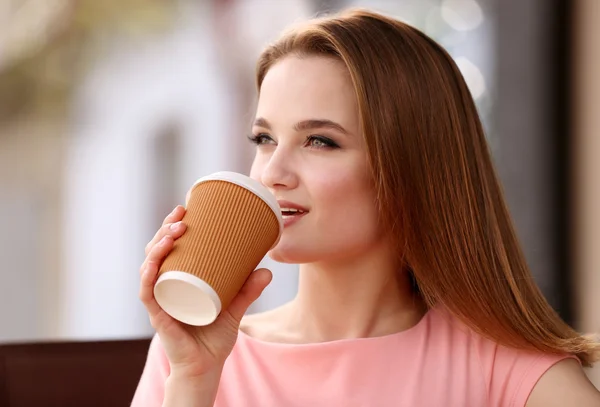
[255, 8, 600, 366]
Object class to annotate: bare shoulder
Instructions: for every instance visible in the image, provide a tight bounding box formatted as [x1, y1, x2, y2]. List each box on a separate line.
[526, 358, 600, 406]
[239, 303, 293, 342]
[239, 308, 279, 334]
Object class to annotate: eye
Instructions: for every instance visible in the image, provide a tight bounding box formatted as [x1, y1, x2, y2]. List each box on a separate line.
[248, 133, 275, 146]
[309, 138, 327, 148]
[305, 135, 340, 149]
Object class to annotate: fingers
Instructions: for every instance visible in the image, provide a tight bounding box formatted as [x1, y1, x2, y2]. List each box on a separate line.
[139, 235, 174, 320]
[141, 222, 186, 273]
[224, 268, 273, 324]
[163, 205, 186, 227]
[145, 206, 187, 256]
[140, 213, 181, 268]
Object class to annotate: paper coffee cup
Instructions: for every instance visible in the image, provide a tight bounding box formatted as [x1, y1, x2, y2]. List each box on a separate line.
[154, 171, 283, 326]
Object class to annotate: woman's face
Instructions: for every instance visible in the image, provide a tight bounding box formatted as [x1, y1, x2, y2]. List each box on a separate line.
[250, 55, 383, 264]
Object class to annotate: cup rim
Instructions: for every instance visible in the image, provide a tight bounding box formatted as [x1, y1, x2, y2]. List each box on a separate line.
[154, 271, 222, 326]
[191, 171, 283, 245]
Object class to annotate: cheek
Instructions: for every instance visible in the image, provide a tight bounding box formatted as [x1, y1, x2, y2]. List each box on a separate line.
[312, 167, 378, 226]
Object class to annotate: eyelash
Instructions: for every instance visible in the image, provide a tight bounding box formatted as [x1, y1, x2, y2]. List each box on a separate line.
[247, 133, 340, 149]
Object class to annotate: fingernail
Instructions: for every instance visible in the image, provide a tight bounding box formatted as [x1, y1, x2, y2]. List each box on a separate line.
[170, 222, 181, 231]
[161, 236, 170, 245]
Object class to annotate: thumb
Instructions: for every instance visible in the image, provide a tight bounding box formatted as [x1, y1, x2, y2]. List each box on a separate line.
[223, 268, 272, 324]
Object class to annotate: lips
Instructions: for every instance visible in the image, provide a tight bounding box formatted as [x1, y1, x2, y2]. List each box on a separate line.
[280, 207, 306, 216]
[277, 200, 308, 214]
[277, 200, 308, 226]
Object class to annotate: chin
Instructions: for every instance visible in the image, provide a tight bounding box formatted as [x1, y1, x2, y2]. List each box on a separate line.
[267, 242, 321, 264]
[267, 247, 304, 264]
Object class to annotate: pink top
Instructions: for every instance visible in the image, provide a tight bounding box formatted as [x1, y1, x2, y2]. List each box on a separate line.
[132, 307, 574, 407]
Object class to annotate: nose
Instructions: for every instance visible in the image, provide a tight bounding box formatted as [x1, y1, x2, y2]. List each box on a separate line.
[260, 147, 298, 191]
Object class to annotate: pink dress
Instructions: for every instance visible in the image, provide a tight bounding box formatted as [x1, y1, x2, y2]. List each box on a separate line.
[131, 307, 574, 406]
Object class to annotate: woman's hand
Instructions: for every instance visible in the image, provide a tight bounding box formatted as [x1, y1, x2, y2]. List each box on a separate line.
[139, 205, 272, 380]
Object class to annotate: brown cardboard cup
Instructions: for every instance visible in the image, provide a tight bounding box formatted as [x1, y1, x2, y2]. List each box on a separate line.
[153, 171, 282, 326]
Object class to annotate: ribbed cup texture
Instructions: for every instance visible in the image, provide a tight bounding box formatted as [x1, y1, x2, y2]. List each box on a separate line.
[158, 180, 280, 312]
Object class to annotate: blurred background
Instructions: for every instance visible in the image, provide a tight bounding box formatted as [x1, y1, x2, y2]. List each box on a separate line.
[0, 0, 598, 400]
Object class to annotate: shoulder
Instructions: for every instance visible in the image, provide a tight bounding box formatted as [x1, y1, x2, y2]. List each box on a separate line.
[469, 328, 597, 406]
[239, 303, 295, 342]
[525, 358, 600, 406]
[239, 310, 274, 339]
[432, 310, 596, 407]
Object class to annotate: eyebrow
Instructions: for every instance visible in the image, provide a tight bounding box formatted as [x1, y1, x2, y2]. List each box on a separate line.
[253, 117, 350, 136]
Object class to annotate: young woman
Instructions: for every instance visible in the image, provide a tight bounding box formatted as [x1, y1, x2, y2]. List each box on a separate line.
[132, 9, 600, 407]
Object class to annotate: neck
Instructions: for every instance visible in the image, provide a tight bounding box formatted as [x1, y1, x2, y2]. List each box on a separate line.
[285, 242, 426, 343]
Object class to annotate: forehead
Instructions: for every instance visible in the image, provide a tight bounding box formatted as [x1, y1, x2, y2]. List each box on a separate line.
[257, 55, 359, 126]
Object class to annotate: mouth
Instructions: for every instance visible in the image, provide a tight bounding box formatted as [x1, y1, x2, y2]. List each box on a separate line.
[280, 207, 307, 218]
[277, 200, 309, 223]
